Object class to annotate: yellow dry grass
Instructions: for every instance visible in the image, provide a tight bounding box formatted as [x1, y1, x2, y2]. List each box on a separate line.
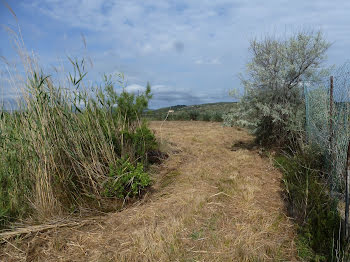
[0, 121, 298, 261]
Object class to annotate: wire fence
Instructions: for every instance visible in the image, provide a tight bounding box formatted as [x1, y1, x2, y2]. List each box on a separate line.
[304, 62, 350, 237]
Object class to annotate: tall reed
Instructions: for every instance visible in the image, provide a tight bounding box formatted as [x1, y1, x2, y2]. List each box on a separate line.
[0, 55, 156, 226]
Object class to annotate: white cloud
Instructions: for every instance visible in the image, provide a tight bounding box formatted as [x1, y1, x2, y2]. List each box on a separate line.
[195, 58, 222, 65]
[123, 83, 231, 108]
[5, 0, 350, 108]
[195, 59, 203, 65]
[210, 58, 221, 65]
[140, 44, 153, 55]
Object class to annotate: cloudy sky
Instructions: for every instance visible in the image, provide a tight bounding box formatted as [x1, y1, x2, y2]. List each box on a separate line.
[1, 0, 350, 108]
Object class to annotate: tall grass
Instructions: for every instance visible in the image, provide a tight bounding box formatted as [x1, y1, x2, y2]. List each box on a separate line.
[0, 54, 157, 226]
[275, 150, 343, 261]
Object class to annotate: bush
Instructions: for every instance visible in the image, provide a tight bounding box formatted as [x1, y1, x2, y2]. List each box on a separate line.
[275, 151, 342, 261]
[211, 112, 223, 122]
[188, 110, 199, 120]
[200, 112, 211, 121]
[130, 122, 158, 164]
[227, 30, 331, 148]
[0, 59, 158, 226]
[174, 111, 190, 120]
[103, 158, 150, 198]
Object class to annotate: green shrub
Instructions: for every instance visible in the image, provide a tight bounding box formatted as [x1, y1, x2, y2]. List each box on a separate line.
[275, 151, 342, 261]
[131, 122, 158, 164]
[227, 30, 330, 147]
[174, 111, 190, 120]
[211, 112, 223, 122]
[200, 112, 211, 121]
[188, 110, 199, 120]
[103, 158, 150, 199]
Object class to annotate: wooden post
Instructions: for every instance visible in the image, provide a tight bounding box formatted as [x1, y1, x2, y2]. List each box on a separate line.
[303, 81, 309, 144]
[329, 76, 335, 195]
[329, 76, 334, 145]
[345, 141, 350, 240]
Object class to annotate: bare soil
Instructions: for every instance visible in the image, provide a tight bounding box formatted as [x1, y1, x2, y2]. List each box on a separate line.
[0, 121, 298, 261]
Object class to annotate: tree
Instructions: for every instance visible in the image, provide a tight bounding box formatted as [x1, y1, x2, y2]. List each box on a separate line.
[225, 29, 331, 147]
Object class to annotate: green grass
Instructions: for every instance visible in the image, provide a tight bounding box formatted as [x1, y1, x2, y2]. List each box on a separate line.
[143, 102, 238, 122]
[275, 151, 343, 261]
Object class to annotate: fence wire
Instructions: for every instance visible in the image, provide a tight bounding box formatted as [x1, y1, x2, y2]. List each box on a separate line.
[304, 62, 350, 200]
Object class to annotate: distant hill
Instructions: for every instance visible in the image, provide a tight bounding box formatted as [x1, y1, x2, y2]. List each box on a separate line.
[143, 102, 237, 122]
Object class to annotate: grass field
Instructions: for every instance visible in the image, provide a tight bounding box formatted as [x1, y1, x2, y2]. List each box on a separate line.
[0, 121, 298, 261]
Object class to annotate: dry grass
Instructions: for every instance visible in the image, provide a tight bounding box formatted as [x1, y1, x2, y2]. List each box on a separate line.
[0, 121, 298, 261]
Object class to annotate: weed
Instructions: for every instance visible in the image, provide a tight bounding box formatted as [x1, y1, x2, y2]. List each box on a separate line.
[275, 152, 342, 261]
[190, 229, 203, 240]
[103, 158, 150, 199]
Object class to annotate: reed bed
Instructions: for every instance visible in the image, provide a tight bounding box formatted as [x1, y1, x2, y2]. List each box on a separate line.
[0, 46, 157, 227]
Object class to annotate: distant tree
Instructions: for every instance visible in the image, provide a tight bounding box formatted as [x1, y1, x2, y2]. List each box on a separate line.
[225, 29, 331, 147]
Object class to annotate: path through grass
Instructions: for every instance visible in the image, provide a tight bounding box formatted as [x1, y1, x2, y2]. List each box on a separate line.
[0, 121, 298, 261]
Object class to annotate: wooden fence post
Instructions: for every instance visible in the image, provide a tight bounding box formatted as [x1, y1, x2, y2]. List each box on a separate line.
[345, 141, 350, 240]
[329, 76, 335, 196]
[329, 76, 334, 145]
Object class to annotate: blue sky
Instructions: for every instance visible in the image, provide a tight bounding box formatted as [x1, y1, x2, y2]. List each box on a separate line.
[1, 0, 350, 108]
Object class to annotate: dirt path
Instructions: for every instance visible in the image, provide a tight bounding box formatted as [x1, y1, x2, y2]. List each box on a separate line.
[1, 121, 298, 261]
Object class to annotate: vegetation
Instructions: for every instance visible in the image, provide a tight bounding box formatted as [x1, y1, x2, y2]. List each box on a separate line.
[1, 121, 299, 261]
[224, 29, 346, 260]
[0, 59, 157, 227]
[223, 29, 331, 148]
[1, 3, 345, 261]
[103, 158, 151, 199]
[276, 152, 342, 261]
[143, 102, 236, 122]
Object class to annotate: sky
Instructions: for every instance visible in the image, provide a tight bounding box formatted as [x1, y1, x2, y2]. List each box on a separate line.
[1, 0, 350, 109]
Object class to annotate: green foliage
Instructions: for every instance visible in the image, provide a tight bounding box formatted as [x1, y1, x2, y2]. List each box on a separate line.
[188, 110, 199, 120]
[130, 122, 158, 164]
[223, 28, 345, 260]
[115, 82, 152, 125]
[295, 235, 319, 261]
[173, 111, 190, 121]
[0, 58, 158, 227]
[143, 102, 236, 122]
[0, 157, 30, 226]
[200, 112, 211, 121]
[275, 152, 342, 261]
[211, 112, 223, 122]
[103, 158, 150, 199]
[0, 111, 32, 226]
[225, 30, 331, 147]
